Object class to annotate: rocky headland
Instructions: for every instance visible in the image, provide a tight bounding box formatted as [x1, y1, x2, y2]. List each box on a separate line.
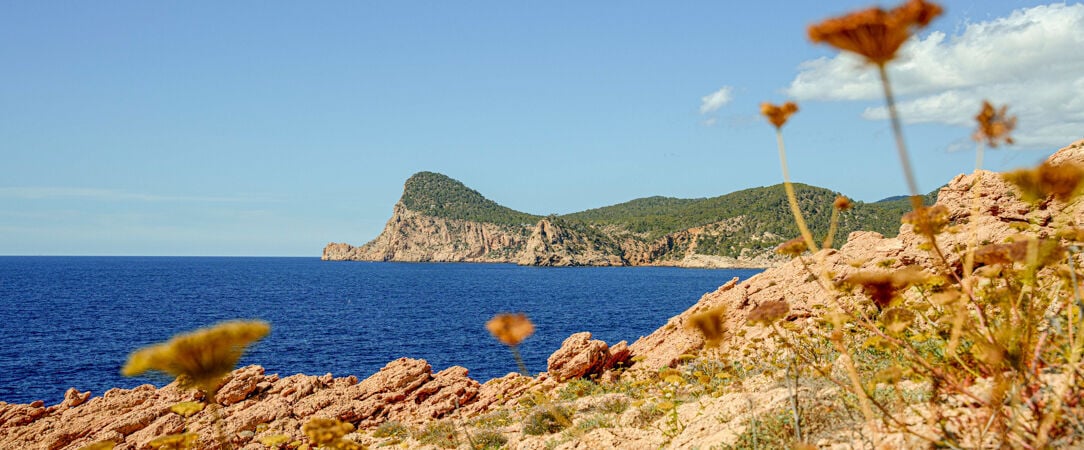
[6, 139, 1084, 449]
[323, 171, 926, 268]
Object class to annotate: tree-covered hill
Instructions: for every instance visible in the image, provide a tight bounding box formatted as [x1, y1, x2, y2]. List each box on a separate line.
[400, 172, 541, 227]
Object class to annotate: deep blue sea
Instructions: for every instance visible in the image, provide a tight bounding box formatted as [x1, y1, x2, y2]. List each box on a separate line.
[0, 257, 761, 405]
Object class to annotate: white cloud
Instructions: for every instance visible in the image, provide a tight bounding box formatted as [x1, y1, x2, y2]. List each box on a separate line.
[0, 187, 256, 203]
[786, 3, 1084, 148]
[699, 86, 734, 114]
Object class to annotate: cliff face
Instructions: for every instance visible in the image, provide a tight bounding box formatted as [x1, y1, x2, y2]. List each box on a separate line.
[323, 171, 920, 267]
[322, 203, 529, 263]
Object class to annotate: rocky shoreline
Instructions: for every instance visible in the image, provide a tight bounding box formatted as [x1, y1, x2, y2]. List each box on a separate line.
[6, 139, 1084, 449]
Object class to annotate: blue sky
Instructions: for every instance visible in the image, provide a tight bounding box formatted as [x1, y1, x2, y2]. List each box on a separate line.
[2, 1, 1082, 256]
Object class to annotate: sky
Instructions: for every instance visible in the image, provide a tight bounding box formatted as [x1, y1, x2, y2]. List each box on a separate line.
[2, 1, 1082, 256]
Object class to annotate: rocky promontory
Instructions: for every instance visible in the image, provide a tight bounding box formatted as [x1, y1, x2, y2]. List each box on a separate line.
[323, 171, 925, 267]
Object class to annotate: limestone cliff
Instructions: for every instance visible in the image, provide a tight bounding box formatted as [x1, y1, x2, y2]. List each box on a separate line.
[323, 203, 529, 263]
[324, 171, 925, 267]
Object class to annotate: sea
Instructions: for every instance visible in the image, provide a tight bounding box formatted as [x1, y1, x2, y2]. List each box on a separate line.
[0, 256, 761, 405]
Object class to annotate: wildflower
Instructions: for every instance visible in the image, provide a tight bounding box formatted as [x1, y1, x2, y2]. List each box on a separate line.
[881, 307, 916, 335]
[974, 238, 1065, 268]
[747, 300, 789, 325]
[303, 417, 355, 447]
[259, 435, 291, 447]
[833, 195, 854, 211]
[1003, 161, 1084, 203]
[486, 313, 535, 346]
[169, 401, 204, 418]
[901, 204, 950, 235]
[686, 305, 727, 348]
[775, 237, 808, 258]
[147, 433, 199, 450]
[760, 101, 798, 129]
[844, 266, 928, 309]
[973, 100, 1016, 148]
[78, 441, 116, 450]
[808, 0, 943, 66]
[122, 320, 270, 395]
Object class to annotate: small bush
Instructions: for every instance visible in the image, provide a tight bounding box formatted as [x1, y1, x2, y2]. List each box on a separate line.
[414, 421, 458, 448]
[372, 421, 409, 439]
[523, 406, 574, 436]
[470, 430, 508, 449]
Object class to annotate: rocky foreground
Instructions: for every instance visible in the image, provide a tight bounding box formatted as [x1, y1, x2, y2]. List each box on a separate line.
[5, 139, 1084, 449]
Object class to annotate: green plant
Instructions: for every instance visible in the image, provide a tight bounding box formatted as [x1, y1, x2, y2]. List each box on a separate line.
[523, 405, 574, 436]
[414, 421, 459, 449]
[372, 421, 409, 439]
[470, 430, 508, 450]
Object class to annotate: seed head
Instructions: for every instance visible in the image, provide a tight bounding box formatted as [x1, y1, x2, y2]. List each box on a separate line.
[747, 300, 790, 325]
[687, 305, 728, 348]
[901, 204, 950, 235]
[833, 196, 854, 211]
[775, 237, 808, 258]
[845, 266, 928, 309]
[808, 0, 943, 66]
[122, 320, 270, 396]
[1003, 161, 1084, 203]
[486, 313, 535, 346]
[760, 101, 799, 129]
[973, 100, 1016, 148]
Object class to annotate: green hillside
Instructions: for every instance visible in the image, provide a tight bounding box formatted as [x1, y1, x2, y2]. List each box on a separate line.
[396, 171, 938, 258]
[400, 172, 541, 227]
[563, 183, 934, 241]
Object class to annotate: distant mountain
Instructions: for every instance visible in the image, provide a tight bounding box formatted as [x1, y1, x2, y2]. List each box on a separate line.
[323, 172, 937, 267]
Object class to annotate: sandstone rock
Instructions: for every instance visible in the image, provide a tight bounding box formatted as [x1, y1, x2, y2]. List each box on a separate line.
[216, 365, 268, 406]
[547, 332, 618, 381]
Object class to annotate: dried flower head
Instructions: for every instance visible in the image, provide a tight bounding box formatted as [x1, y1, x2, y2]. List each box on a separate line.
[973, 100, 1016, 148]
[1003, 161, 1084, 203]
[147, 433, 199, 450]
[687, 305, 728, 348]
[122, 320, 270, 395]
[974, 238, 1065, 268]
[747, 300, 790, 325]
[845, 266, 928, 309]
[833, 196, 854, 211]
[901, 204, 950, 235]
[486, 313, 535, 346]
[760, 101, 799, 129]
[809, 0, 943, 66]
[775, 237, 809, 258]
[303, 417, 356, 447]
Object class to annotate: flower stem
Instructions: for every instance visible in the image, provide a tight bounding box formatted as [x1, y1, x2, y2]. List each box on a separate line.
[877, 63, 921, 206]
[776, 129, 820, 253]
[510, 345, 529, 377]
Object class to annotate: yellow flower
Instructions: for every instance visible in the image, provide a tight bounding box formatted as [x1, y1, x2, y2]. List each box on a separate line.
[147, 433, 199, 450]
[486, 313, 535, 346]
[122, 320, 270, 395]
[170, 401, 205, 418]
[973, 100, 1016, 148]
[808, 0, 943, 66]
[686, 305, 727, 348]
[760, 101, 798, 129]
[259, 434, 291, 448]
[77, 441, 116, 450]
[303, 417, 355, 447]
